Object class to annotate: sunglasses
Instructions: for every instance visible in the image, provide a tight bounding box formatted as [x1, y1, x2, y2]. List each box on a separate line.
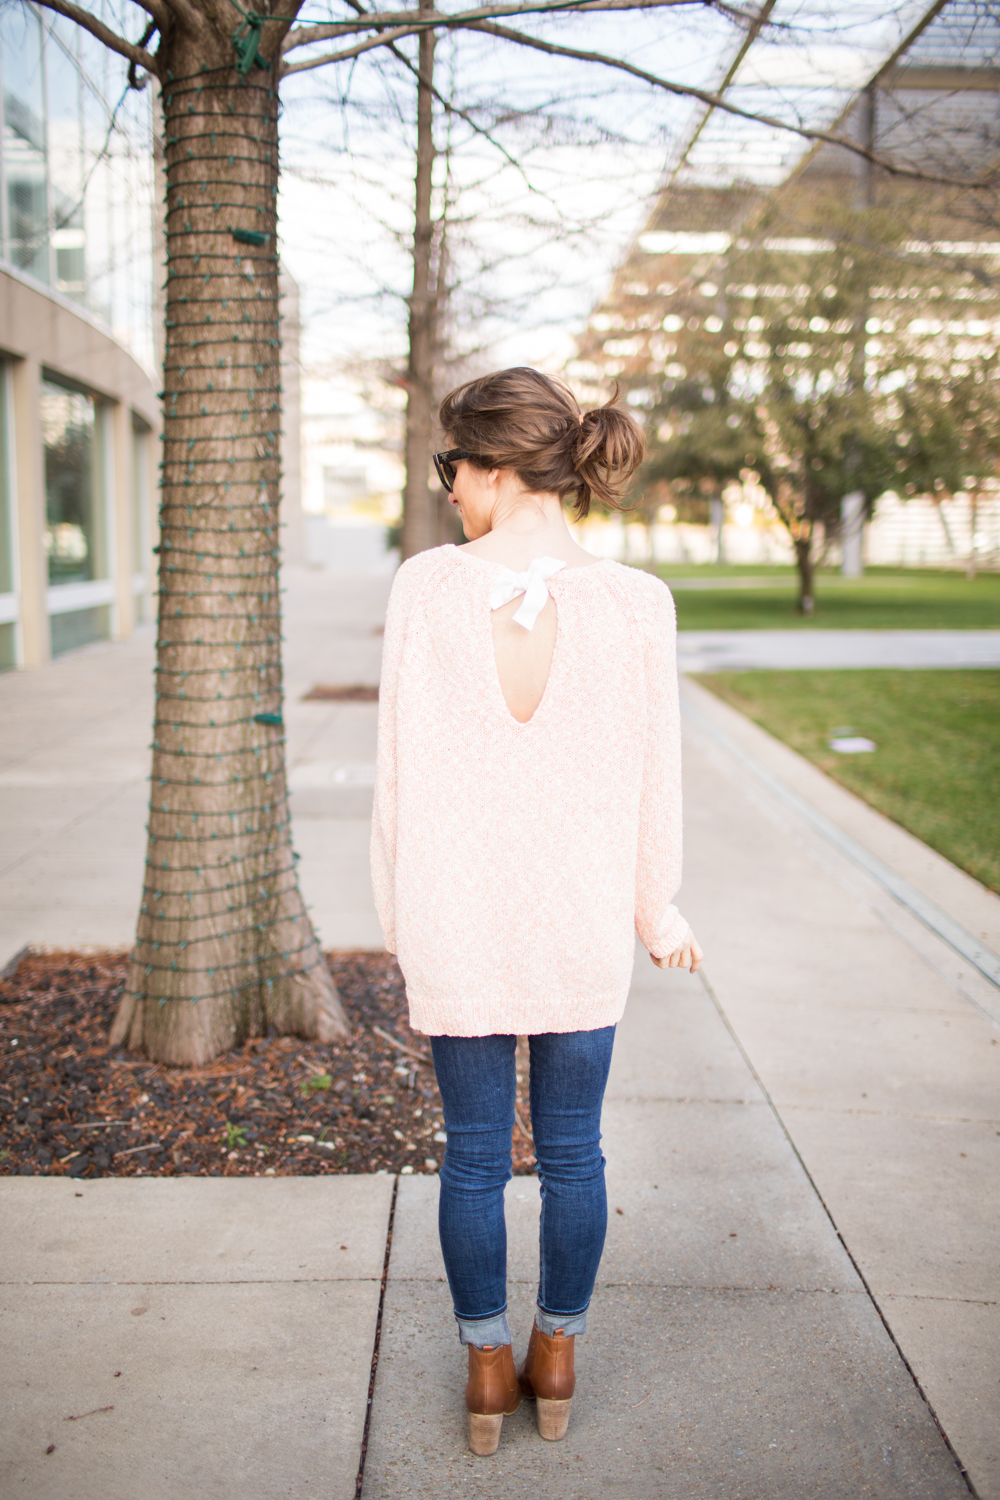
[432, 449, 486, 493]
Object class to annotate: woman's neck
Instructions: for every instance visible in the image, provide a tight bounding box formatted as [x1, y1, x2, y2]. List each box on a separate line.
[459, 493, 598, 570]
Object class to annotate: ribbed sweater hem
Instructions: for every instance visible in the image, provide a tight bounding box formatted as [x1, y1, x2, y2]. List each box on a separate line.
[644, 907, 692, 961]
[406, 987, 629, 1038]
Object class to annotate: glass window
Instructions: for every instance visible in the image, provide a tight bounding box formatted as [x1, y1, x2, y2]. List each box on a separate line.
[131, 414, 150, 574]
[0, 4, 50, 283]
[0, 8, 154, 365]
[45, 18, 84, 298]
[41, 378, 106, 585]
[131, 413, 151, 622]
[50, 603, 108, 654]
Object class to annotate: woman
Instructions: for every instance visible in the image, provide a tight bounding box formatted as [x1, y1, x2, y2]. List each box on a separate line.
[371, 366, 702, 1456]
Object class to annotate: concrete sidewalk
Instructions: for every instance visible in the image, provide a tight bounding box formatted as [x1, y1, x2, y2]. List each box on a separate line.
[361, 954, 971, 1499]
[1, 1176, 393, 1498]
[0, 567, 390, 961]
[678, 627, 1000, 672]
[2, 566, 999, 1497]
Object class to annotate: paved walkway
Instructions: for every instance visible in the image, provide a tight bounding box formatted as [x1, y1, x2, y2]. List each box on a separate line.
[2, 567, 999, 1498]
[678, 628, 1000, 672]
[1, 1176, 393, 1499]
[0, 568, 390, 960]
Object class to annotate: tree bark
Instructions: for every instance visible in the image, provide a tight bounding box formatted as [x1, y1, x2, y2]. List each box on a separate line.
[400, 0, 438, 560]
[111, 24, 347, 1064]
[794, 536, 815, 615]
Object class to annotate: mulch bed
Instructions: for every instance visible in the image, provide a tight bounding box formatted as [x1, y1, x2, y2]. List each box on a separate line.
[300, 684, 380, 701]
[0, 951, 535, 1180]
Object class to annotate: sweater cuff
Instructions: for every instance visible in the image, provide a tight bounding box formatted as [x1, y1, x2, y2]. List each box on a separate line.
[644, 905, 691, 961]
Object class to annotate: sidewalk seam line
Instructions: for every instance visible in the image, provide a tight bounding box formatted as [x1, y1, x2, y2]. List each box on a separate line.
[355, 1173, 398, 1500]
[697, 965, 979, 1499]
[0, 1277, 383, 1286]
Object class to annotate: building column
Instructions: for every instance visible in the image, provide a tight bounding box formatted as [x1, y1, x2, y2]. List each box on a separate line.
[10, 355, 49, 667]
[111, 399, 134, 640]
[841, 490, 865, 577]
[279, 269, 305, 565]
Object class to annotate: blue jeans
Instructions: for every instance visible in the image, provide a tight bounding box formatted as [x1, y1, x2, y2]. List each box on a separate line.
[430, 1026, 615, 1348]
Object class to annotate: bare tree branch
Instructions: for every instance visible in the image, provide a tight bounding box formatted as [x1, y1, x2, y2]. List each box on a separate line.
[33, 0, 161, 72]
[127, 19, 159, 88]
[462, 18, 997, 188]
[282, 25, 430, 74]
[282, 0, 741, 53]
[283, 9, 996, 191]
[385, 33, 541, 188]
[666, 0, 776, 185]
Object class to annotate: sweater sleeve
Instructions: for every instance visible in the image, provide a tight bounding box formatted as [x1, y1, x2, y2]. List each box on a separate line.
[634, 578, 690, 959]
[370, 556, 431, 954]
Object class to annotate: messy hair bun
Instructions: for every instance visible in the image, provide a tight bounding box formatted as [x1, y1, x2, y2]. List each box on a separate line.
[438, 366, 645, 518]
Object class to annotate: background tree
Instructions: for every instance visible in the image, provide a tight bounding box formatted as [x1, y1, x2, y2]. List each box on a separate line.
[723, 209, 902, 612]
[889, 348, 1000, 578]
[282, 14, 703, 561]
[400, 0, 442, 557]
[632, 187, 1000, 611]
[637, 277, 764, 549]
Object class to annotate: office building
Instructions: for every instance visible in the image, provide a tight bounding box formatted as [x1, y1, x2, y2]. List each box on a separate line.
[0, 1, 159, 669]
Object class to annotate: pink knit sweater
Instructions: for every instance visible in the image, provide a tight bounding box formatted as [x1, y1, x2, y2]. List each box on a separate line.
[371, 544, 688, 1037]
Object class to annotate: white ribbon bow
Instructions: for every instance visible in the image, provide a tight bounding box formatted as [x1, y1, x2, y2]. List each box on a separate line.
[489, 556, 566, 631]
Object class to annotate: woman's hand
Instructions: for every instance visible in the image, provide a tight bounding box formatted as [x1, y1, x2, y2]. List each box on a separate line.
[652, 932, 704, 974]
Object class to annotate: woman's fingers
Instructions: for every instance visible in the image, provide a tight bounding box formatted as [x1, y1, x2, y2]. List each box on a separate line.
[651, 932, 705, 973]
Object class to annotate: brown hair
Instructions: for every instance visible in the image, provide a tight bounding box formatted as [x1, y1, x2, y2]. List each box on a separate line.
[438, 367, 645, 519]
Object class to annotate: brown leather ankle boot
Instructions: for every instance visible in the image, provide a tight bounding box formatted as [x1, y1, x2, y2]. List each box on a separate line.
[517, 1323, 575, 1440]
[465, 1343, 521, 1456]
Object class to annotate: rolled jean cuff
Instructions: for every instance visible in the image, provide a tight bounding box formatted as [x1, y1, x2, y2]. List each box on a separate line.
[536, 1304, 588, 1338]
[456, 1310, 512, 1348]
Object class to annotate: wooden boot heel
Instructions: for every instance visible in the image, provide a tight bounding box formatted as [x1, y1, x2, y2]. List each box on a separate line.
[467, 1411, 505, 1456]
[536, 1396, 573, 1441]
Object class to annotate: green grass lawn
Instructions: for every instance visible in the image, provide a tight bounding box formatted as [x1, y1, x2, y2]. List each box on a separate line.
[651, 566, 1000, 630]
[695, 669, 1000, 894]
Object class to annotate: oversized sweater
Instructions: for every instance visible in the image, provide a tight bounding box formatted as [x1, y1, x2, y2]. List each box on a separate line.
[370, 544, 689, 1037]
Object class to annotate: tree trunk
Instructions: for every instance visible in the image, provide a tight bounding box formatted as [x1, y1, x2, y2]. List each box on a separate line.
[400, 0, 438, 561]
[794, 536, 815, 615]
[112, 31, 347, 1065]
